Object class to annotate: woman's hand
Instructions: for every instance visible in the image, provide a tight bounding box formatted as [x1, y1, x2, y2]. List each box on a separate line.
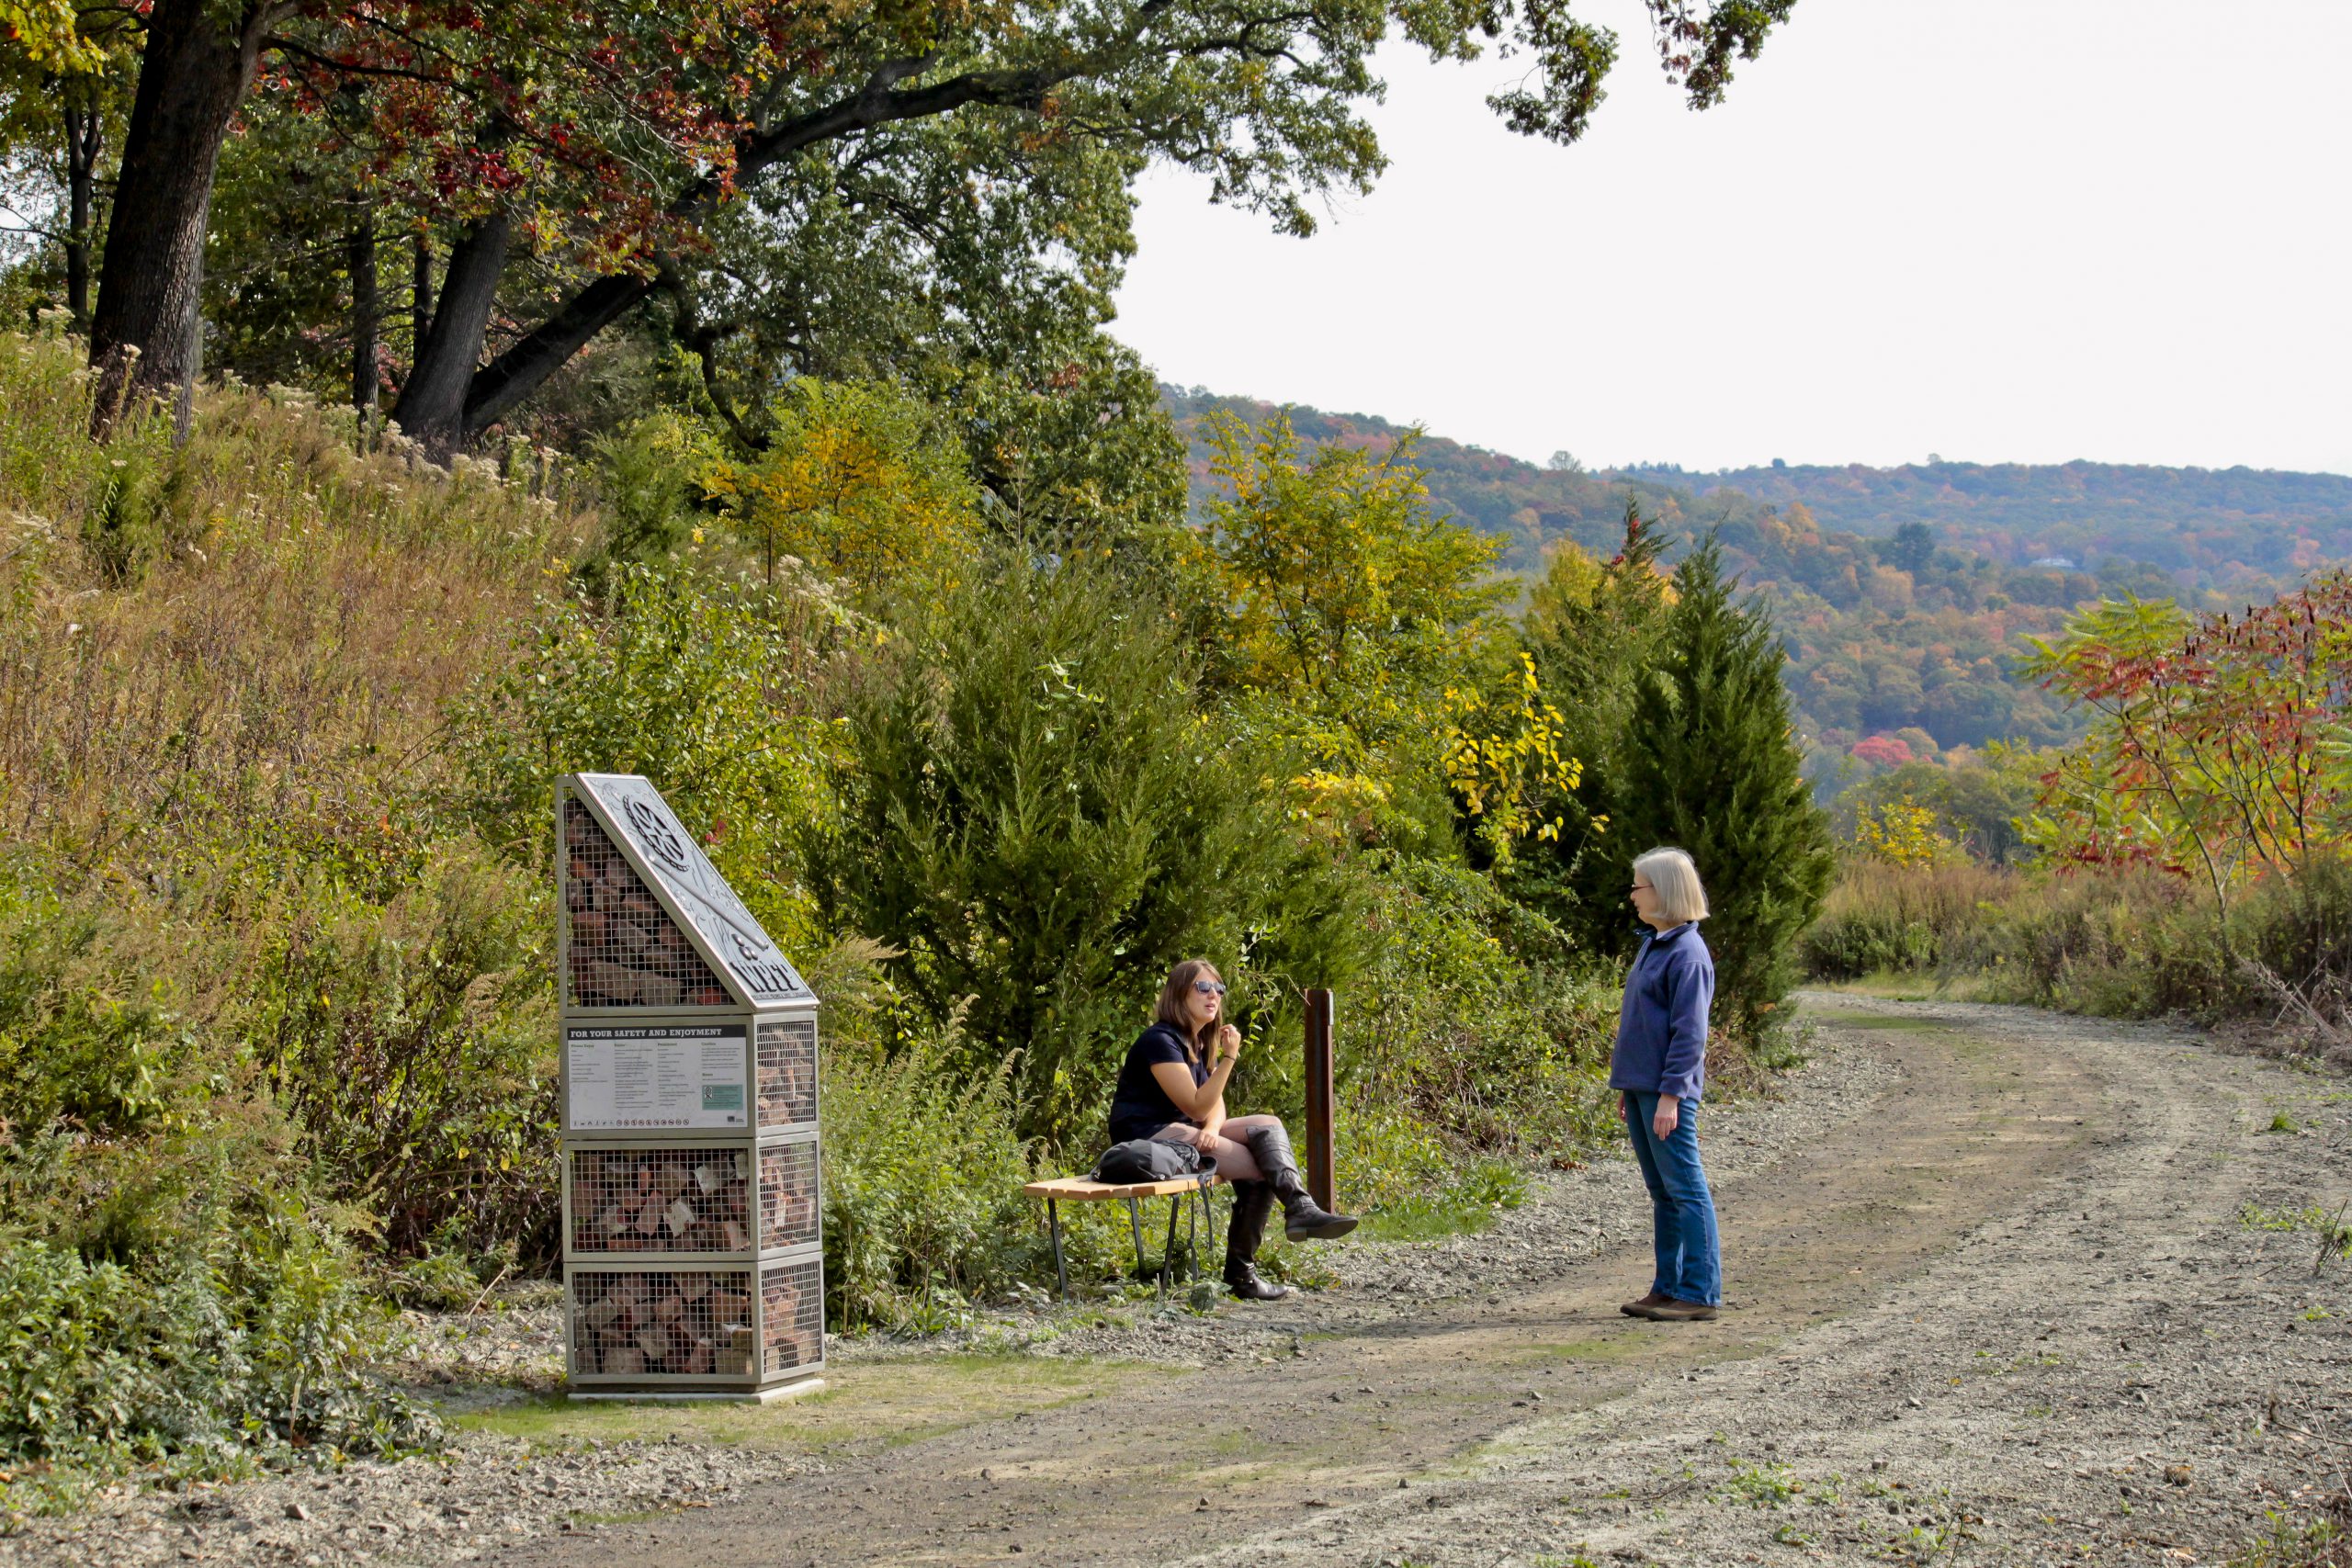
[1216, 1024, 1241, 1062]
[1652, 1095, 1679, 1139]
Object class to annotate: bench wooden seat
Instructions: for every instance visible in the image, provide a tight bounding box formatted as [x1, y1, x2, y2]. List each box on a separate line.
[1023, 1171, 1225, 1302]
[1023, 1174, 1226, 1201]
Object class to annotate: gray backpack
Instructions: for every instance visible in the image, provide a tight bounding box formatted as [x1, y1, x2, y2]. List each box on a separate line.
[1091, 1138, 1205, 1183]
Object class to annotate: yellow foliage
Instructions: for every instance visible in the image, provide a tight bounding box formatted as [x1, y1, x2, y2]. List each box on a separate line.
[702, 381, 978, 592]
[1441, 652, 1584, 864]
[1852, 796, 1961, 868]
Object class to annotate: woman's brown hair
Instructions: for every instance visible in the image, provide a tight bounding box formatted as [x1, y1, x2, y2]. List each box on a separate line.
[1153, 959, 1222, 1064]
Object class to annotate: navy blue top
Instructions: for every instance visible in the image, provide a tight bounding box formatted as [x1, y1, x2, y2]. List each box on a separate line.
[1107, 1023, 1209, 1144]
[1608, 922, 1714, 1103]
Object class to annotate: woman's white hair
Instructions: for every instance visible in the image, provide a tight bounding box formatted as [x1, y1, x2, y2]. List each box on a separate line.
[1633, 847, 1709, 924]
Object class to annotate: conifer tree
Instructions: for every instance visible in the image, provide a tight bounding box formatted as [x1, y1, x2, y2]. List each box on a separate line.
[1511, 499, 1673, 951]
[1615, 535, 1833, 1033]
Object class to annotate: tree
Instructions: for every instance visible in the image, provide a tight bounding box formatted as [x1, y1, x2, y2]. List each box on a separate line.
[700, 378, 981, 595]
[0, 6, 130, 333]
[2020, 575, 2352, 923]
[81, 0, 1795, 445]
[814, 559, 1296, 1145]
[1512, 499, 1676, 947]
[1885, 519, 1934, 576]
[1612, 536, 1833, 1032]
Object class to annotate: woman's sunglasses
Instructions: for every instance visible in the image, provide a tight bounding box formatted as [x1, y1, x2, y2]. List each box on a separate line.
[1192, 980, 1227, 997]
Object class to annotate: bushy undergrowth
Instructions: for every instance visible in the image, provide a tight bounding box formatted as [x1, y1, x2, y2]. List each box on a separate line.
[0, 327, 1827, 1488]
[1805, 854, 2352, 1055]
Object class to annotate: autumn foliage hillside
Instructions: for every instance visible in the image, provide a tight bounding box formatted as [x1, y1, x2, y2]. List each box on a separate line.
[1164, 385, 2352, 777]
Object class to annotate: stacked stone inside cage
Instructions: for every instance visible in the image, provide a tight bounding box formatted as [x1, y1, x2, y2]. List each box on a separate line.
[571, 1269, 758, 1377]
[757, 1018, 818, 1127]
[564, 799, 729, 1008]
[762, 1258, 823, 1373]
[570, 1147, 756, 1254]
[758, 1142, 820, 1250]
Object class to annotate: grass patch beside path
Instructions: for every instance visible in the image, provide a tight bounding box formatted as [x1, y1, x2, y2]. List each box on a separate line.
[457, 1352, 1157, 1456]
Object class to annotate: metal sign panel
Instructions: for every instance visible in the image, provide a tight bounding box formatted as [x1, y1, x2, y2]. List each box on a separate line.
[564, 1023, 750, 1131]
[570, 773, 810, 1004]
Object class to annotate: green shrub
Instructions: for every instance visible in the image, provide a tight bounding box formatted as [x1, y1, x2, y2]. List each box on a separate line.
[1806, 854, 2352, 1042]
[225, 843, 560, 1258]
[810, 942, 1041, 1326]
[0, 1207, 436, 1506]
[815, 556, 1356, 1149]
[1799, 861, 2018, 980]
[1343, 856, 1620, 1161]
[452, 559, 844, 953]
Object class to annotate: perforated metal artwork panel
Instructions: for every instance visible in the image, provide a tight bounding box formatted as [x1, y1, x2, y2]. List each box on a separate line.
[564, 800, 729, 1008]
[758, 1142, 820, 1250]
[756, 1018, 818, 1128]
[571, 1269, 757, 1378]
[571, 775, 809, 1002]
[569, 1147, 754, 1255]
[761, 1258, 823, 1374]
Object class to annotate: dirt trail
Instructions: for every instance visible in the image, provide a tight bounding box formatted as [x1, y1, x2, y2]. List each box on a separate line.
[491, 998, 2348, 1568]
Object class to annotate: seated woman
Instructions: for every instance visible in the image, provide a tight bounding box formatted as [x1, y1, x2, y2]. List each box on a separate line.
[1107, 958, 1357, 1301]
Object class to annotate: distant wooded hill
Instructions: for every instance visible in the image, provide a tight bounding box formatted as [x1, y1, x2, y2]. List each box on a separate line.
[1160, 384, 2352, 780]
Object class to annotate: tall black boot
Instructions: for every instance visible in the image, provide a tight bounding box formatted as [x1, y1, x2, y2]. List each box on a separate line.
[1243, 1123, 1359, 1242]
[1221, 1179, 1289, 1301]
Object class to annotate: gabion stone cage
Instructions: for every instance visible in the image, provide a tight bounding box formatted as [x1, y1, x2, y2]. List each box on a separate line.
[558, 774, 821, 1400]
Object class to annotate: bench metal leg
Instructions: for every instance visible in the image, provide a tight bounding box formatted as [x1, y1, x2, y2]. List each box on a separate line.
[1125, 1198, 1156, 1298]
[1161, 1196, 1182, 1291]
[1046, 1199, 1069, 1303]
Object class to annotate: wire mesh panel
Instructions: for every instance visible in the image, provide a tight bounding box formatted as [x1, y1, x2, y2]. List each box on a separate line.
[569, 1147, 753, 1256]
[756, 1017, 818, 1128]
[761, 1258, 823, 1374]
[570, 1269, 757, 1378]
[758, 1142, 820, 1251]
[564, 798, 730, 1009]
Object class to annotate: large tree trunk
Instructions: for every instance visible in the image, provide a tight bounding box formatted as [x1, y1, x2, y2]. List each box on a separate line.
[459, 273, 652, 441]
[85, 0, 266, 438]
[348, 209, 378, 417]
[62, 90, 102, 333]
[411, 231, 434, 352]
[391, 209, 510, 457]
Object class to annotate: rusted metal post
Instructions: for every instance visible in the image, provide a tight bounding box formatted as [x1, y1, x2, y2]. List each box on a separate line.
[1303, 988, 1336, 1213]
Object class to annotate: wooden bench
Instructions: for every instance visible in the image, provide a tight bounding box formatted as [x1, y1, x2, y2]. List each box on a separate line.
[1023, 1173, 1225, 1302]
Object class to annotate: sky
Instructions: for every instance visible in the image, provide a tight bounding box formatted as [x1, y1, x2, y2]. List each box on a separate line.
[1111, 0, 2352, 476]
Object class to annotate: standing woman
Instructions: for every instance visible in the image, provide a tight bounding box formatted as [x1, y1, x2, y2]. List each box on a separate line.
[1611, 847, 1722, 1322]
[1107, 959, 1356, 1301]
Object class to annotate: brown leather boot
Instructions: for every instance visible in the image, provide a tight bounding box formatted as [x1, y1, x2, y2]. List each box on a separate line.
[1620, 1292, 1671, 1317]
[1644, 1298, 1718, 1322]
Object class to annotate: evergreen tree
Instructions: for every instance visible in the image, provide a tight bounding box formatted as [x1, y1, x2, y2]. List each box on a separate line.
[1510, 499, 1675, 952]
[1615, 535, 1833, 1033]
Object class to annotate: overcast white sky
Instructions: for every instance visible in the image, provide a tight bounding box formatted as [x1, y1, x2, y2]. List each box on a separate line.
[1111, 0, 2352, 475]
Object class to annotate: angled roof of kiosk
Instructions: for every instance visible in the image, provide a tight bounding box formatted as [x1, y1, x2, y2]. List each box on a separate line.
[568, 773, 811, 1006]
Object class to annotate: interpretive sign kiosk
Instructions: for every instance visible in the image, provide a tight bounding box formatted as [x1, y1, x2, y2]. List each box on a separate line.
[555, 773, 823, 1401]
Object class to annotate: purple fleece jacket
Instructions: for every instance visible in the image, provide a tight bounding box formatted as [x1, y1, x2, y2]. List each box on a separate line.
[1607, 922, 1714, 1103]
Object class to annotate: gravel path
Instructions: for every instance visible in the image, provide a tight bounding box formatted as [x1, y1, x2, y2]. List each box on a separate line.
[6, 999, 2345, 1568]
[1173, 998, 2352, 1568]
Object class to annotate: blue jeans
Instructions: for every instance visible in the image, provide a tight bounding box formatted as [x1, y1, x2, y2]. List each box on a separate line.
[1622, 1090, 1722, 1306]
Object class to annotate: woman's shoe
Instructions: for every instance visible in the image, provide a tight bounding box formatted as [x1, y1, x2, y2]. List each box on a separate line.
[1621, 1292, 1671, 1317]
[1644, 1298, 1718, 1322]
[1224, 1261, 1292, 1301]
[1242, 1125, 1359, 1241]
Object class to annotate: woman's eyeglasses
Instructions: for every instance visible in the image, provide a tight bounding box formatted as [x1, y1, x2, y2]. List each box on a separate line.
[1193, 980, 1227, 997]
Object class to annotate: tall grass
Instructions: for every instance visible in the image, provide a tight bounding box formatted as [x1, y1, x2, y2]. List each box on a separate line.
[0, 336, 589, 866]
[1805, 854, 2352, 1061]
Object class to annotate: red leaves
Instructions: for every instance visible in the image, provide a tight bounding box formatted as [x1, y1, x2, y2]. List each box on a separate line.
[2029, 569, 2352, 887]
